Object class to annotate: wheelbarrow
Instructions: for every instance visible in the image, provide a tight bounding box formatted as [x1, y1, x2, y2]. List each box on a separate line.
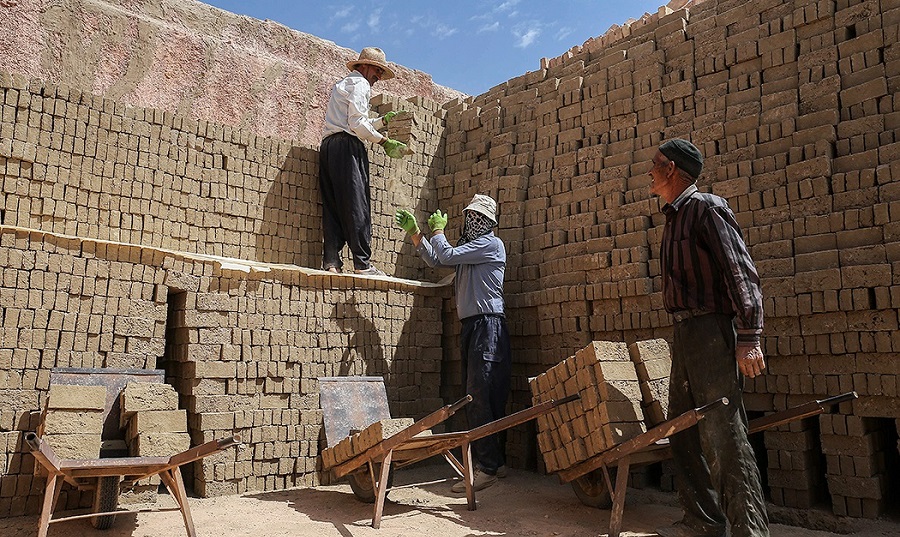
[319, 376, 579, 528]
[26, 367, 240, 537]
[556, 391, 858, 537]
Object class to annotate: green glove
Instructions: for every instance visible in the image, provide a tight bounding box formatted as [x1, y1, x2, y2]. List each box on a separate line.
[382, 138, 408, 159]
[383, 111, 401, 124]
[394, 209, 419, 234]
[428, 210, 448, 232]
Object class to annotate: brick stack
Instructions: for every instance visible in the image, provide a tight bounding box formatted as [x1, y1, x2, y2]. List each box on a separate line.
[820, 414, 894, 518]
[39, 384, 105, 459]
[627, 338, 671, 426]
[320, 417, 414, 470]
[530, 341, 646, 473]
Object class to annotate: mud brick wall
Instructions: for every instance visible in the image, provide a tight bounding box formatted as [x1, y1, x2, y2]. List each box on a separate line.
[439, 0, 900, 516]
[0, 72, 448, 275]
[0, 225, 446, 513]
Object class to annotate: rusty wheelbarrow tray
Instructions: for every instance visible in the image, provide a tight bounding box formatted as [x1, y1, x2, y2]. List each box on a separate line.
[555, 391, 858, 537]
[319, 376, 578, 528]
[26, 433, 240, 537]
[26, 367, 241, 537]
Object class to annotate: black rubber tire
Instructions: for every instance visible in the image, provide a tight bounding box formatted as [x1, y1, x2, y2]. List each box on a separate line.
[347, 464, 394, 503]
[571, 468, 613, 509]
[91, 475, 120, 529]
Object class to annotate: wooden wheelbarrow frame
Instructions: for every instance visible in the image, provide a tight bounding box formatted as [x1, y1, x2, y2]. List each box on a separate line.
[555, 391, 859, 537]
[26, 432, 240, 537]
[322, 377, 579, 528]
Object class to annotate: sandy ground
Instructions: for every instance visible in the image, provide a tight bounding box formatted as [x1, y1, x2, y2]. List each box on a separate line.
[1, 463, 897, 537]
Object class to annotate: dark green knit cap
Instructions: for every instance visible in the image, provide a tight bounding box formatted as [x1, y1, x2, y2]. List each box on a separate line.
[659, 139, 704, 179]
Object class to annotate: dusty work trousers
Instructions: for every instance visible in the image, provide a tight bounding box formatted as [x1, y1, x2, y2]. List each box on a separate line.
[318, 132, 372, 271]
[668, 313, 769, 537]
[460, 314, 511, 474]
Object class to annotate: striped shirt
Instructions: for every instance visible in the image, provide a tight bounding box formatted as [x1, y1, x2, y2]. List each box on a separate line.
[660, 185, 764, 344]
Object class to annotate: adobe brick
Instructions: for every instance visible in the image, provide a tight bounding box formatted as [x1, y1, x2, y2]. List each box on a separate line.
[46, 384, 106, 411]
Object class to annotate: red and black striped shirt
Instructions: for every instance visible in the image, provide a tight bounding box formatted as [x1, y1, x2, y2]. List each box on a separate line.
[660, 185, 764, 344]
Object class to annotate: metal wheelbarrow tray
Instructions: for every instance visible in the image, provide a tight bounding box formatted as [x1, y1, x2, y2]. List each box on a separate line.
[25, 367, 240, 537]
[554, 391, 858, 537]
[26, 433, 239, 537]
[319, 376, 578, 528]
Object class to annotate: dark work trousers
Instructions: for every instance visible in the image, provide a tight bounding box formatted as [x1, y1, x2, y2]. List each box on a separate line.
[318, 132, 372, 271]
[459, 313, 511, 475]
[669, 313, 769, 537]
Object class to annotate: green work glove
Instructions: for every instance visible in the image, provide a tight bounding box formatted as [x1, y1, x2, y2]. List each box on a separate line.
[394, 209, 419, 234]
[428, 210, 448, 232]
[382, 138, 408, 159]
[382, 111, 402, 124]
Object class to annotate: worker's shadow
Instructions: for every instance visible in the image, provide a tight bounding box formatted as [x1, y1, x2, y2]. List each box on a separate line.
[331, 297, 389, 379]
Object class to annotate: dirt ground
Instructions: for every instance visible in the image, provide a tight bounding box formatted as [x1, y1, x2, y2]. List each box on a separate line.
[1, 463, 897, 537]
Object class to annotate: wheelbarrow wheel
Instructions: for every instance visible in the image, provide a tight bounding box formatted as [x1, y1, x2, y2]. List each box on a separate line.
[348, 463, 394, 503]
[91, 476, 120, 529]
[571, 468, 613, 509]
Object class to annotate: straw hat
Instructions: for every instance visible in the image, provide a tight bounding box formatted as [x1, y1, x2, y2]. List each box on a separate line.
[347, 47, 395, 80]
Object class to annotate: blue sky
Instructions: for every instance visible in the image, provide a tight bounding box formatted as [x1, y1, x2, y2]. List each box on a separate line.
[202, 0, 667, 96]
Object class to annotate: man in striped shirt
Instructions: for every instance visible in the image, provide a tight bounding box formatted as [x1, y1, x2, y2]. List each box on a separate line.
[650, 139, 769, 537]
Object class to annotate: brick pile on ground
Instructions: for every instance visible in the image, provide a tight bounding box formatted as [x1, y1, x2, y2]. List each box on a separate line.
[530, 341, 646, 474]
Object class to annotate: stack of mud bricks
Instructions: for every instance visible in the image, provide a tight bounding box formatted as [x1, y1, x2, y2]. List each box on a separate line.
[320, 418, 413, 470]
[39, 384, 105, 459]
[530, 341, 646, 473]
[120, 382, 189, 491]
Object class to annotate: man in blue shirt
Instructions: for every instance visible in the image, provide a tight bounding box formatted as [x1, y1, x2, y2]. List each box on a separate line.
[395, 194, 511, 492]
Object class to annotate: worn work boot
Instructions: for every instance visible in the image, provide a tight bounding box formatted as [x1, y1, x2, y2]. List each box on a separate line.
[496, 465, 508, 478]
[325, 266, 341, 274]
[451, 469, 498, 493]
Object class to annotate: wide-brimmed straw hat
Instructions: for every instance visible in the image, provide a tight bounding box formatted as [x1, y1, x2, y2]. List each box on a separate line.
[347, 47, 395, 80]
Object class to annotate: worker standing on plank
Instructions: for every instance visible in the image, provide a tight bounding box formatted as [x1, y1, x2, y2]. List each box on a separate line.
[395, 194, 511, 492]
[650, 139, 769, 537]
[319, 46, 407, 276]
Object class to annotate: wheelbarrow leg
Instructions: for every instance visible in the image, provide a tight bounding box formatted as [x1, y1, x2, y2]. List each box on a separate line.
[372, 450, 393, 529]
[462, 440, 476, 511]
[159, 468, 196, 537]
[607, 456, 631, 537]
[38, 474, 64, 537]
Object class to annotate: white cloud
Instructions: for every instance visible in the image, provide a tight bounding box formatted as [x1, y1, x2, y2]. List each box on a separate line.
[514, 25, 540, 48]
[478, 21, 500, 33]
[333, 6, 351, 19]
[556, 26, 573, 41]
[433, 24, 458, 39]
[341, 21, 360, 33]
[368, 8, 382, 31]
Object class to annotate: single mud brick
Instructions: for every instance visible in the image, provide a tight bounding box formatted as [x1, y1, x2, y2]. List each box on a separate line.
[43, 433, 102, 459]
[126, 409, 188, 439]
[595, 374, 643, 402]
[120, 382, 179, 423]
[43, 409, 103, 435]
[581, 340, 631, 362]
[597, 400, 645, 424]
[636, 358, 672, 381]
[628, 338, 671, 364]
[643, 400, 668, 426]
[46, 384, 107, 411]
[602, 421, 648, 446]
[595, 361, 639, 382]
[131, 431, 191, 456]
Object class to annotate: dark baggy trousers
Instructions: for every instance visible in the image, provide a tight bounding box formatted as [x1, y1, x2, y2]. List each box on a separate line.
[460, 314, 511, 475]
[668, 313, 769, 537]
[318, 132, 372, 271]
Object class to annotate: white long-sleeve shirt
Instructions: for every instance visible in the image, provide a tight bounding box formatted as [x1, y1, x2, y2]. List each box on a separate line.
[322, 70, 385, 143]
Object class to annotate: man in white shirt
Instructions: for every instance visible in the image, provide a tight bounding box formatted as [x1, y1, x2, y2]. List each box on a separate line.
[320, 47, 407, 276]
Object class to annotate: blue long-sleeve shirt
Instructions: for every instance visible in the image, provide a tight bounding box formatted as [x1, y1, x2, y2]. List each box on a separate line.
[415, 232, 506, 320]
